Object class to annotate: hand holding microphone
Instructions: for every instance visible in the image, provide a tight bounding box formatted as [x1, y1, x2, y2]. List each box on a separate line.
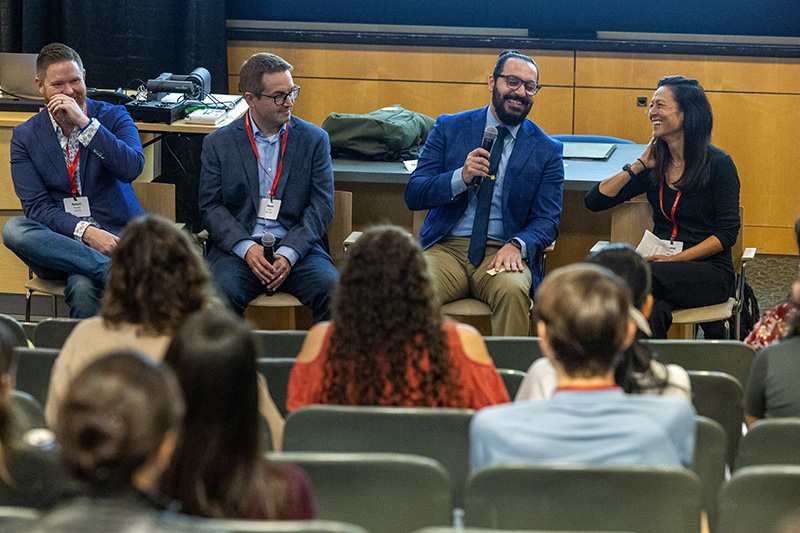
[462, 126, 498, 186]
[261, 233, 276, 294]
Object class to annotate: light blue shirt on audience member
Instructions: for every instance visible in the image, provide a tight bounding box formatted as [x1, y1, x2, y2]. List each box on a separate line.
[470, 389, 696, 471]
[449, 108, 526, 258]
[231, 115, 299, 265]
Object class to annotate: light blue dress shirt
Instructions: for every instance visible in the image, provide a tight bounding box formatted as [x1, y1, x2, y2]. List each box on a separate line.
[448, 108, 526, 258]
[231, 114, 299, 265]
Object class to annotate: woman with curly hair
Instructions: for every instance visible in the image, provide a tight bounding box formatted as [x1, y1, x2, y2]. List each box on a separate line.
[45, 215, 217, 426]
[287, 225, 509, 411]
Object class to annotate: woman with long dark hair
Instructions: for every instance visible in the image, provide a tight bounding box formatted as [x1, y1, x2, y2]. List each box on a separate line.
[585, 76, 740, 338]
[516, 244, 691, 402]
[287, 225, 509, 410]
[159, 310, 314, 520]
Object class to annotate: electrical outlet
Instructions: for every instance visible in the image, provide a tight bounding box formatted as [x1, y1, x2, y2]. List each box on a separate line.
[637, 96, 647, 107]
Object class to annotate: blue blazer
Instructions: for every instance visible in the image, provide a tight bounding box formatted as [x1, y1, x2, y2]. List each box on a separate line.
[198, 114, 335, 262]
[404, 106, 564, 287]
[9, 99, 145, 236]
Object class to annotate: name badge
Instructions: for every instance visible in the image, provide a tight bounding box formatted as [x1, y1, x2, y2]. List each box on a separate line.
[662, 239, 684, 256]
[63, 196, 91, 217]
[258, 197, 281, 220]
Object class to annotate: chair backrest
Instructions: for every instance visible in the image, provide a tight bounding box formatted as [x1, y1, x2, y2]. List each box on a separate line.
[329, 191, 353, 265]
[10, 390, 47, 431]
[0, 314, 28, 348]
[270, 452, 452, 533]
[252, 330, 306, 358]
[210, 519, 368, 533]
[0, 506, 40, 529]
[693, 416, 727, 530]
[551, 134, 636, 144]
[643, 339, 755, 388]
[283, 405, 472, 508]
[718, 465, 800, 533]
[687, 371, 744, 467]
[131, 181, 176, 221]
[32, 318, 81, 349]
[736, 418, 800, 471]
[465, 465, 702, 533]
[12, 347, 59, 406]
[482, 337, 543, 372]
[497, 369, 526, 399]
[256, 357, 296, 418]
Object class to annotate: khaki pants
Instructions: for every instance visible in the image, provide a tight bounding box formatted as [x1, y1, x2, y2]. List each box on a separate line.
[424, 237, 532, 336]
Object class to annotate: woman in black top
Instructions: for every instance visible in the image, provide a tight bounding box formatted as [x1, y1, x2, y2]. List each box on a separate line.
[585, 76, 740, 338]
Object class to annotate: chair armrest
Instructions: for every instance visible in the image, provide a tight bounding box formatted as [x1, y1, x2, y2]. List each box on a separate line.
[742, 247, 756, 261]
[544, 241, 555, 254]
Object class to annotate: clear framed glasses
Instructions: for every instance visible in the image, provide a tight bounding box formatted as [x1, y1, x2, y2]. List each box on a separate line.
[495, 74, 541, 95]
[255, 85, 300, 105]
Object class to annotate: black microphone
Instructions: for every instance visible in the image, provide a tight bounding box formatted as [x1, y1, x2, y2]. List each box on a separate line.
[261, 233, 276, 295]
[481, 126, 498, 153]
[261, 232, 276, 263]
[475, 126, 498, 186]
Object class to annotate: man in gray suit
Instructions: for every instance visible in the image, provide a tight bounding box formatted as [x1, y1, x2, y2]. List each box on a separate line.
[198, 52, 337, 322]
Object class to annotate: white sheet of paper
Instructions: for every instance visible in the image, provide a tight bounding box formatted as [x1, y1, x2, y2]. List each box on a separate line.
[403, 160, 417, 172]
[635, 230, 683, 256]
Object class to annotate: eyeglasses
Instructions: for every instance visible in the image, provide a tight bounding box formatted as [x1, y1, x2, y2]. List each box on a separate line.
[495, 75, 541, 95]
[254, 85, 300, 105]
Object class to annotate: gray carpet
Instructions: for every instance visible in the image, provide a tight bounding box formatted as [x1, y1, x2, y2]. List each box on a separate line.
[748, 254, 797, 312]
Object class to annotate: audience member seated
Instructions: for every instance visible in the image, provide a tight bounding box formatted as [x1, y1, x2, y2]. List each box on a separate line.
[159, 310, 314, 520]
[21, 351, 224, 532]
[744, 255, 800, 427]
[585, 76, 740, 339]
[0, 324, 62, 508]
[745, 216, 800, 351]
[45, 215, 218, 425]
[288, 225, 509, 411]
[516, 244, 691, 402]
[471, 264, 696, 471]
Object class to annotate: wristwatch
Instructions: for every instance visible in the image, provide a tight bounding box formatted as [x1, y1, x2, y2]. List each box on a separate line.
[508, 239, 522, 251]
[622, 163, 637, 179]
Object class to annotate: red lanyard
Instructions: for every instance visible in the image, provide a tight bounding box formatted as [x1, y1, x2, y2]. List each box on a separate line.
[555, 384, 621, 392]
[658, 183, 682, 241]
[245, 110, 288, 198]
[66, 102, 89, 196]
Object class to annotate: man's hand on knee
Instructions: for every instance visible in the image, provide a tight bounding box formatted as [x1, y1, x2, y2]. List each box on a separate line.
[82, 226, 119, 256]
[266, 255, 292, 291]
[488, 243, 524, 273]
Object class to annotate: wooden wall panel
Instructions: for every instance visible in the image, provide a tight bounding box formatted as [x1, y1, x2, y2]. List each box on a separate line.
[576, 52, 800, 94]
[228, 42, 575, 86]
[0, 214, 30, 295]
[0, 129, 22, 210]
[573, 87, 653, 142]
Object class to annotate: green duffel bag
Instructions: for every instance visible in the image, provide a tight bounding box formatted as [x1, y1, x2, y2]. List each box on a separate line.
[322, 105, 435, 161]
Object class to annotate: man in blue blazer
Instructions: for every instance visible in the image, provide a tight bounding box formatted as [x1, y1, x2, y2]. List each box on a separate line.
[198, 53, 337, 321]
[2, 43, 145, 318]
[405, 50, 564, 336]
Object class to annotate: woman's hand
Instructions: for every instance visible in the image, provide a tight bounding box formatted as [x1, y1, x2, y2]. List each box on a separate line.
[638, 137, 656, 169]
[645, 254, 674, 262]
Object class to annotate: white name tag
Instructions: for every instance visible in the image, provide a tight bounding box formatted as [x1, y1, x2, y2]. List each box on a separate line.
[258, 197, 281, 220]
[661, 239, 684, 256]
[63, 196, 91, 217]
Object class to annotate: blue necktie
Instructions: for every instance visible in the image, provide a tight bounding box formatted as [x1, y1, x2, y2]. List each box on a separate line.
[468, 126, 508, 266]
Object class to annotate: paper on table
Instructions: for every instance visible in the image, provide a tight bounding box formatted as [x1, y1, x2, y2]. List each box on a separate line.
[403, 160, 417, 172]
[635, 229, 683, 256]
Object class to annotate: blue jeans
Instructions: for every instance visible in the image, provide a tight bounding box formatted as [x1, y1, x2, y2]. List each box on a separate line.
[210, 242, 338, 323]
[2, 217, 109, 318]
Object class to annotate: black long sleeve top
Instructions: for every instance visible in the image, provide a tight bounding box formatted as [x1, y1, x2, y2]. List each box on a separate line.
[584, 145, 740, 272]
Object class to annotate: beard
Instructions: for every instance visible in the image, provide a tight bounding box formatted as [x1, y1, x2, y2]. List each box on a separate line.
[491, 86, 532, 127]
